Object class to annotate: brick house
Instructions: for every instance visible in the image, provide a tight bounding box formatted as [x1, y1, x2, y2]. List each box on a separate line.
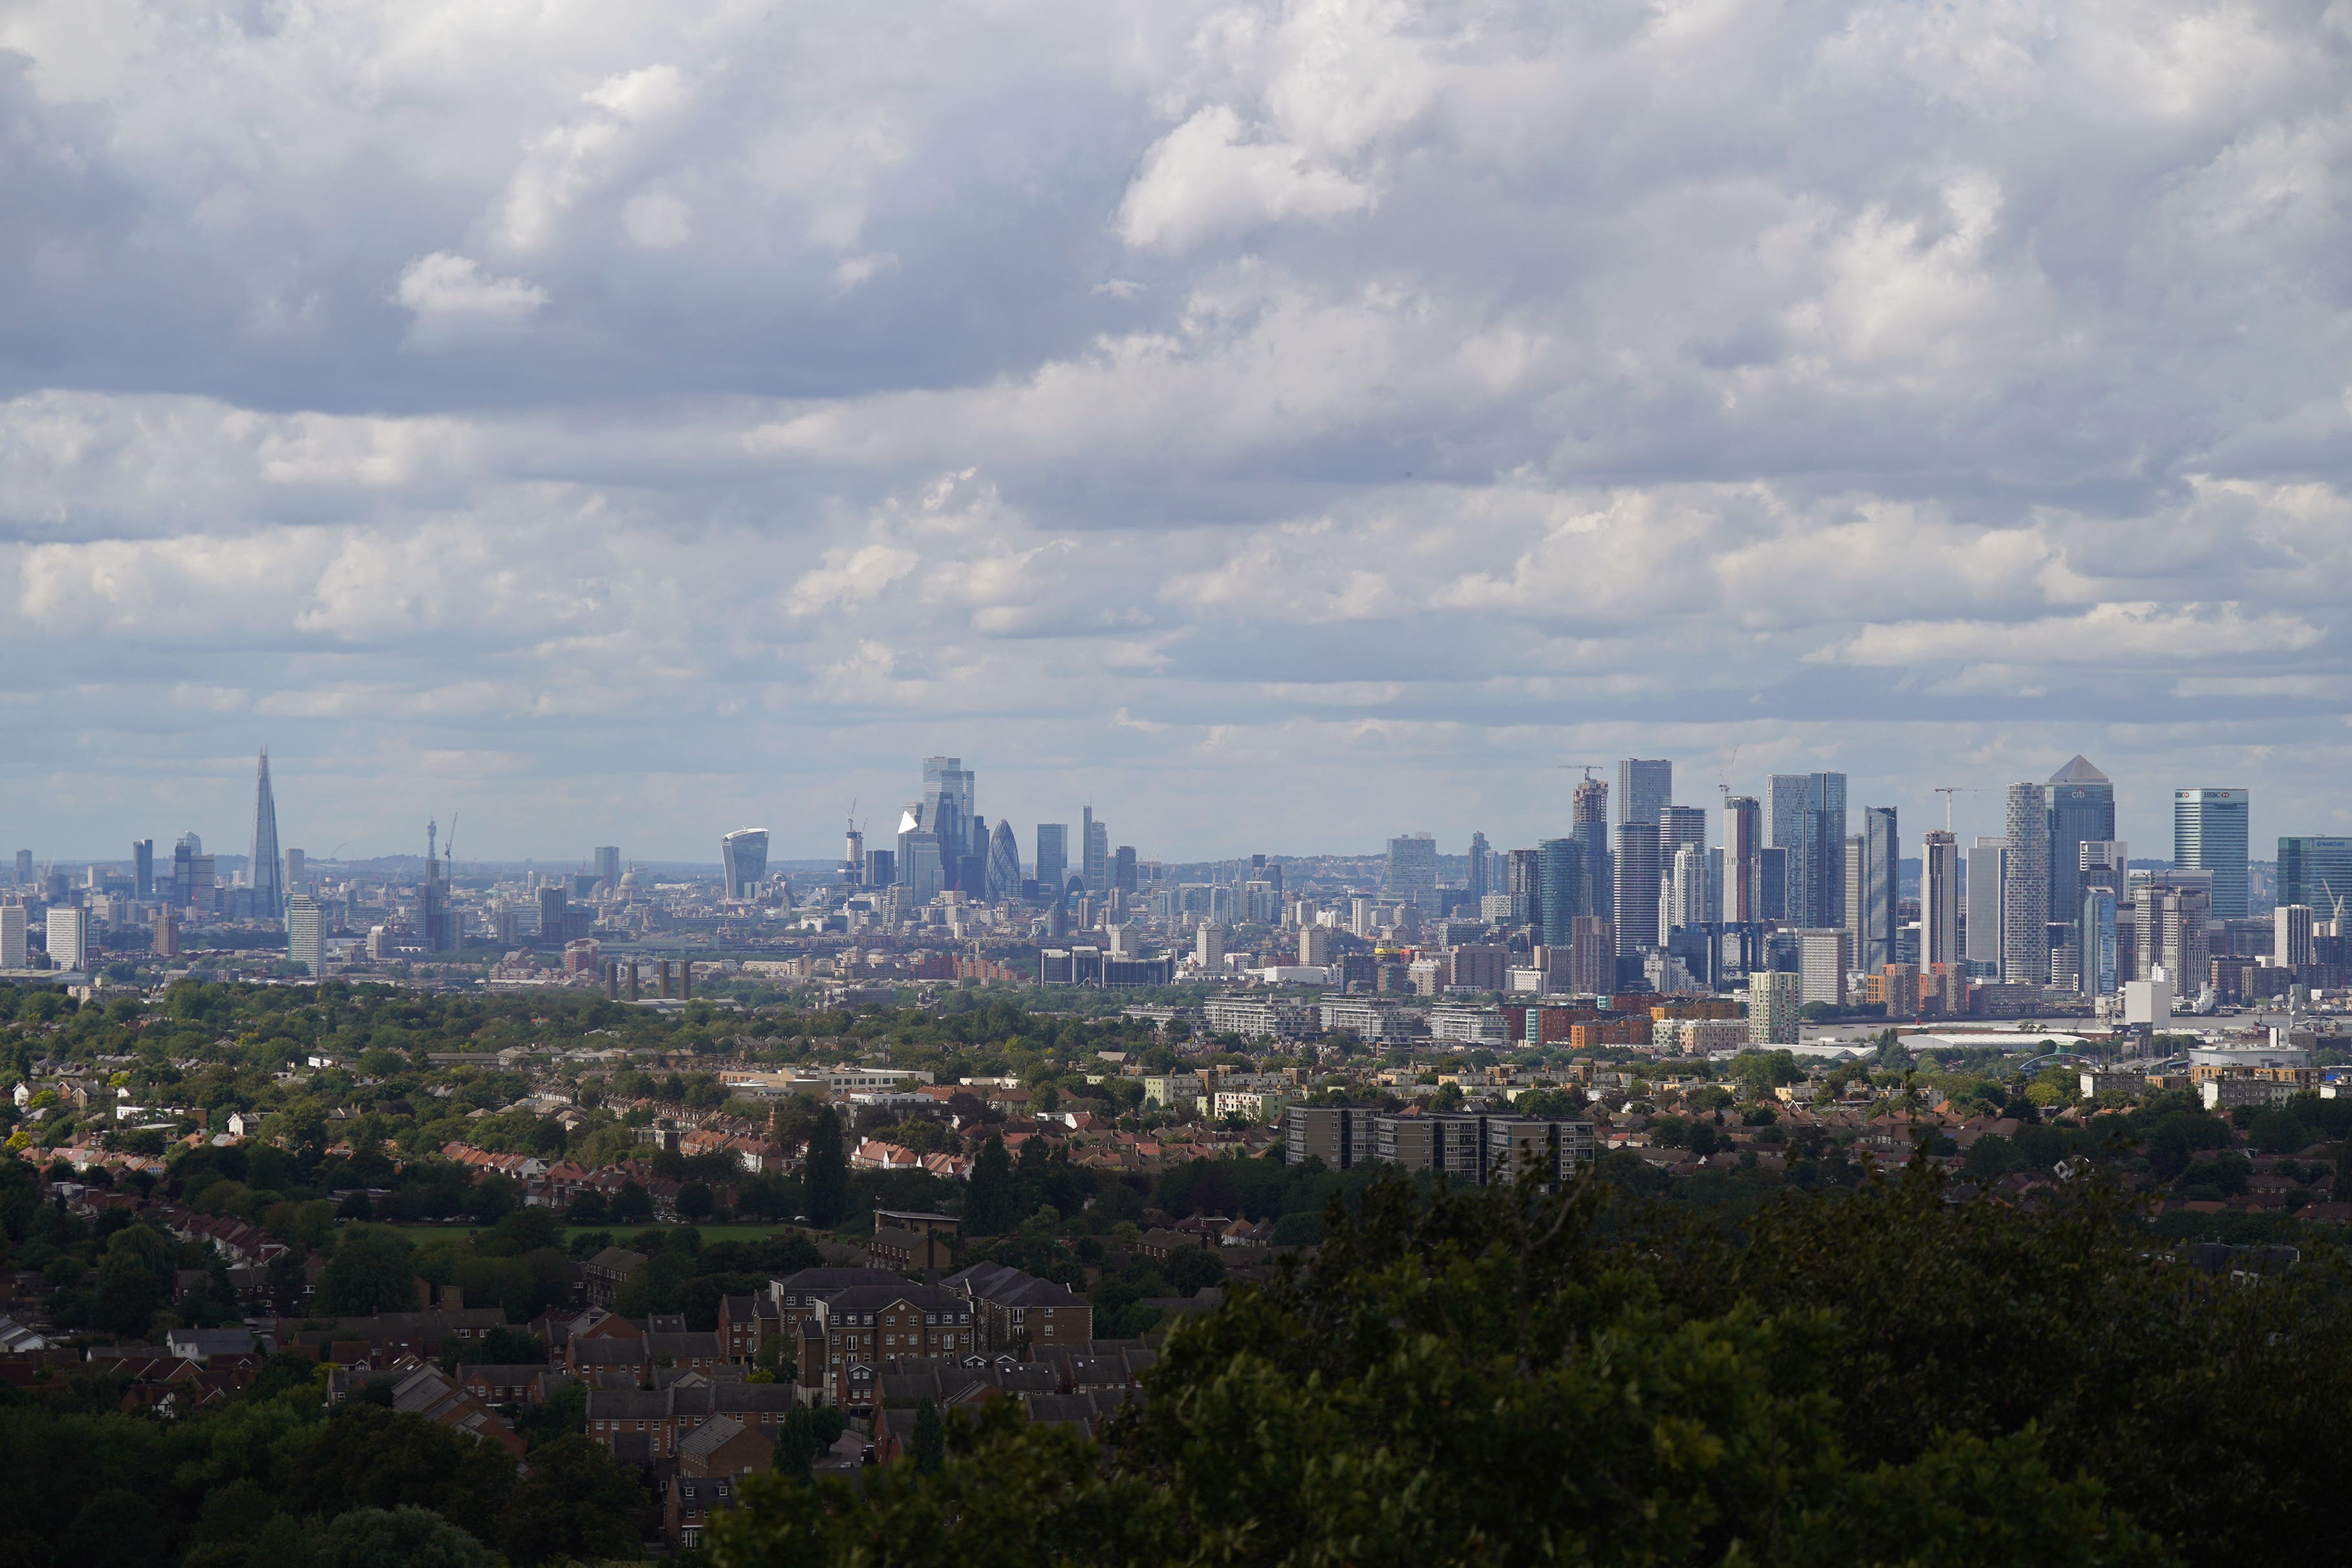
[942, 1262, 1094, 1355]
[717, 1293, 778, 1363]
[810, 1283, 976, 1407]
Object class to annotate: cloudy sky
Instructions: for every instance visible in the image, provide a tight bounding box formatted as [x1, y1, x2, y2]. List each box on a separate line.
[5, 0, 2351, 865]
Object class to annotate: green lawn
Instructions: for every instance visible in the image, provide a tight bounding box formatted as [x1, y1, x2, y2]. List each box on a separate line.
[379, 1222, 801, 1246]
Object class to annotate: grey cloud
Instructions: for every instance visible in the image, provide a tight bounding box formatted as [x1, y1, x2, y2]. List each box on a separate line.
[6, 0, 2352, 859]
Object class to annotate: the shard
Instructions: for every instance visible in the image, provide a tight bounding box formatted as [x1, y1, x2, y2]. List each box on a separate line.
[250, 748, 284, 919]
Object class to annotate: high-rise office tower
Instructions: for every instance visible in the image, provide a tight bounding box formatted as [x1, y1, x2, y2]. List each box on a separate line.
[1613, 822, 1662, 955]
[902, 831, 945, 904]
[2001, 782, 2051, 984]
[10, 851, 27, 886]
[2080, 889, 2119, 998]
[1757, 846, 1787, 920]
[1860, 806, 1899, 971]
[1112, 845, 1137, 894]
[1965, 838, 2006, 967]
[46, 907, 86, 972]
[1722, 796, 1760, 923]
[249, 748, 283, 918]
[1660, 804, 1707, 868]
[1506, 848, 1540, 927]
[1767, 773, 1847, 928]
[1035, 824, 1068, 892]
[594, 846, 621, 888]
[1385, 833, 1437, 907]
[2278, 837, 2352, 917]
[1922, 830, 1960, 969]
[173, 836, 195, 905]
[2174, 788, 2250, 918]
[1663, 843, 1712, 933]
[1615, 759, 1672, 831]
[132, 839, 154, 899]
[1082, 807, 1109, 896]
[987, 820, 1022, 902]
[1843, 835, 1864, 956]
[286, 894, 325, 975]
[1536, 839, 1584, 947]
[2276, 904, 2316, 969]
[538, 885, 568, 943]
[1196, 923, 1224, 968]
[285, 848, 305, 889]
[0, 905, 23, 968]
[922, 757, 975, 882]
[2045, 757, 2114, 947]
[1467, 832, 1491, 902]
[719, 828, 770, 899]
[1571, 776, 1612, 930]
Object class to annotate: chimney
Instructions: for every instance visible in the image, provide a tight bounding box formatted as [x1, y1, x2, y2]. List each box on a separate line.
[682, 961, 695, 999]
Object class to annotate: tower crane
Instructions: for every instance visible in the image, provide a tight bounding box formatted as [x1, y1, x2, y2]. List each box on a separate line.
[1930, 786, 1987, 832]
[1556, 764, 1605, 780]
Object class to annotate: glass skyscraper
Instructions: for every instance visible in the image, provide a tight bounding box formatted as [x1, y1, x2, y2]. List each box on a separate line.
[2174, 788, 2250, 919]
[1536, 838, 1584, 947]
[1767, 772, 1847, 929]
[250, 748, 284, 919]
[719, 827, 770, 899]
[1861, 806, 1898, 971]
[2277, 836, 2352, 918]
[1615, 758, 1672, 830]
[2045, 756, 2114, 948]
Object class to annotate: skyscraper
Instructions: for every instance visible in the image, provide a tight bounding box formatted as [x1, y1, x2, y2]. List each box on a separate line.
[719, 828, 770, 899]
[1965, 837, 2006, 969]
[987, 820, 1022, 902]
[1035, 824, 1068, 892]
[1082, 807, 1109, 896]
[1536, 839, 1584, 947]
[1571, 775, 1612, 930]
[594, 846, 621, 888]
[47, 907, 86, 972]
[250, 748, 284, 919]
[2081, 889, 2119, 998]
[10, 851, 27, 886]
[1723, 796, 1760, 923]
[0, 906, 23, 969]
[2174, 788, 2250, 918]
[1467, 832, 1491, 901]
[2001, 782, 2050, 985]
[285, 848, 305, 889]
[1615, 759, 1672, 830]
[1112, 845, 1138, 894]
[1861, 806, 1898, 971]
[1613, 822, 1662, 955]
[1385, 834, 1437, 907]
[538, 885, 568, 943]
[133, 839, 154, 899]
[2045, 757, 2114, 947]
[1506, 848, 1540, 927]
[1660, 805, 1707, 866]
[1922, 830, 1960, 969]
[1767, 773, 1847, 928]
[922, 757, 976, 883]
[2278, 837, 2352, 919]
[287, 893, 325, 975]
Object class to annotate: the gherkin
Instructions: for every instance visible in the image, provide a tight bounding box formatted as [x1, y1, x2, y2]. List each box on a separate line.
[986, 817, 1021, 902]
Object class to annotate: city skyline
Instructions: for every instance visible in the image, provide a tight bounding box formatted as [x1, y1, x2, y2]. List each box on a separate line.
[0, 742, 2300, 878]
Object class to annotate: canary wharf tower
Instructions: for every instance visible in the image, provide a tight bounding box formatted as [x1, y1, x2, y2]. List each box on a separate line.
[250, 748, 285, 918]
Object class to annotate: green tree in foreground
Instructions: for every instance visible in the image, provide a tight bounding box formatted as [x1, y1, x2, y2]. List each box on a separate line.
[712, 1161, 2179, 1568]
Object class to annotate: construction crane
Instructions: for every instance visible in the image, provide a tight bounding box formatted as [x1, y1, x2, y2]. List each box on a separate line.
[1556, 764, 1605, 781]
[1716, 744, 1741, 807]
[444, 813, 459, 878]
[1930, 786, 1987, 832]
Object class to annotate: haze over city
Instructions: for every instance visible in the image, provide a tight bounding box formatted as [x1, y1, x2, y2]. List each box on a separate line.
[7, 2, 2352, 858]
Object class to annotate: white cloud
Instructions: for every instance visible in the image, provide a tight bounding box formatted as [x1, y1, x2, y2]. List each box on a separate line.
[5, 0, 2352, 857]
[1116, 105, 1377, 250]
[392, 253, 550, 328]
